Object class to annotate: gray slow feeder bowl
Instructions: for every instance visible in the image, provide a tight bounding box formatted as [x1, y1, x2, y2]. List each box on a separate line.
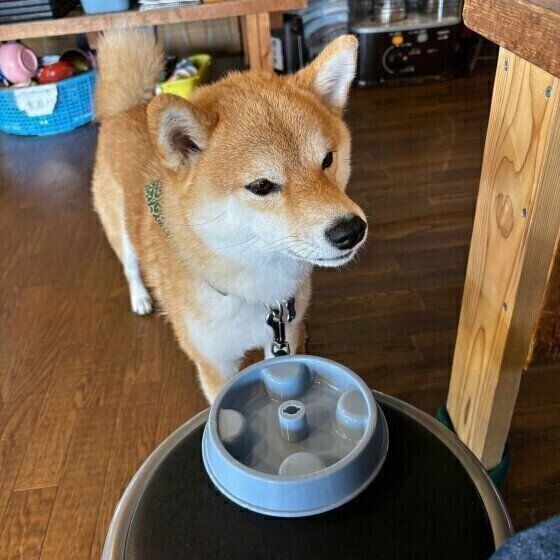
[202, 355, 389, 517]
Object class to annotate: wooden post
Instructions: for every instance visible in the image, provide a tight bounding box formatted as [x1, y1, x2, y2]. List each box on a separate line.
[242, 12, 272, 71]
[239, 16, 250, 65]
[447, 47, 560, 470]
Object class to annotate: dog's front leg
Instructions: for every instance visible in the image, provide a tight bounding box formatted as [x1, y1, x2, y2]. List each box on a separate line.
[194, 356, 242, 403]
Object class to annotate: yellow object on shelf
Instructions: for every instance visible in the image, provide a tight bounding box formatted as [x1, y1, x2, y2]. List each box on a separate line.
[158, 54, 211, 100]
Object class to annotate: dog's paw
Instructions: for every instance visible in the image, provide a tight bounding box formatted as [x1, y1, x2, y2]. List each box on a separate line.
[129, 282, 153, 315]
[132, 294, 153, 315]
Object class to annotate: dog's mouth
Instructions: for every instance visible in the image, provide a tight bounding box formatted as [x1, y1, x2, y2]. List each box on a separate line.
[316, 251, 353, 264]
[287, 248, 355, 267]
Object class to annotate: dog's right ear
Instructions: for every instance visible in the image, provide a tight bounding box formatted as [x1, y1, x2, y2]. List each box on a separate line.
[293, 35, 358, 112]
[147, 94, 218, 170]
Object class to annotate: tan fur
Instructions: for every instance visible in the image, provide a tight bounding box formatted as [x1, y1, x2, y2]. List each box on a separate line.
[94, 28, 165, 120]
[92, 29, 365, 401]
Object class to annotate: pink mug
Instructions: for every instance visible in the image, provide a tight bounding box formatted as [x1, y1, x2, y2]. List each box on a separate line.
[0, 42, 38, 84]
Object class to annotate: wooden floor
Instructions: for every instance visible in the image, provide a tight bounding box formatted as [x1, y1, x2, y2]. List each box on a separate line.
[1, 63, 559, 558]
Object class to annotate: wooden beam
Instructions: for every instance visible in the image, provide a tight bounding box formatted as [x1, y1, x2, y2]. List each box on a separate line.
[0, 0, 306, 42]
[242, 12, 272, 71]
[526, 228, 560, 368]
[463, 0, 560, 79]
[447, 47, 560, 470]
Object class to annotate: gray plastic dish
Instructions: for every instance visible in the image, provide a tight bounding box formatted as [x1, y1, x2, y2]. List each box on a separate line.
[202, 355, 389, 517]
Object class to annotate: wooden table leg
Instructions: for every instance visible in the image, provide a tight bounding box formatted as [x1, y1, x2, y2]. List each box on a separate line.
[446, 47, 560, 470]
[239, 16, 250, 65]
[242, 12, 272, 71]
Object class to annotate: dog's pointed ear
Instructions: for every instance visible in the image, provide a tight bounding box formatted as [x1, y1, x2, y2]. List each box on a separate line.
[293, 35, 358, 111]
[147, 94, 218, 170]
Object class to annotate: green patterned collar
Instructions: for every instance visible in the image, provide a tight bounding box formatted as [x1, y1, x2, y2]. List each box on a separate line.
[144, 180, 170, 236]
[144, 179, 226, 296]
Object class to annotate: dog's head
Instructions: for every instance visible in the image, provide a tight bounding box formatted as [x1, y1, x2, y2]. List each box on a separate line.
[147, 35, 366, 268]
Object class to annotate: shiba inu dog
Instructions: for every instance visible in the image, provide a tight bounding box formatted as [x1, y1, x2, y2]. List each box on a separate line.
[92, 28, 367, 402]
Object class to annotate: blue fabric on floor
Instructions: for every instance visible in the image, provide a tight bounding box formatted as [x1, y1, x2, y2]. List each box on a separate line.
[490, 515, 560, 559]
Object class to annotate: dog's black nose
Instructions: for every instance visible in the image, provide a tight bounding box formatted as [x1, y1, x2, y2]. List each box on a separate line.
[325, 214, 367, 250]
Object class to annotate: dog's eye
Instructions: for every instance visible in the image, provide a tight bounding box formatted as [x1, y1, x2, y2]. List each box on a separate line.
[322, 151, 333, 170]
[245, 179, 280, 196]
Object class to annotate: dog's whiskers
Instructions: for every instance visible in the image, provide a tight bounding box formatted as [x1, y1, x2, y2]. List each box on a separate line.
[250, 235, 301, 253]
[284, 243, 317, 267]
[249, 237, 302, 256]
[214, 236, 257, 250]
[233, 236, 260, 254]
[189, 212, 227, 227]
[276, 240, 313, 266]
[270, 240, 310, 258]
[181, 212, 227, 230]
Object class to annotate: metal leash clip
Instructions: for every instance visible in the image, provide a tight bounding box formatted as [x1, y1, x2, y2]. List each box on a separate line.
[266, 297, 296, 357]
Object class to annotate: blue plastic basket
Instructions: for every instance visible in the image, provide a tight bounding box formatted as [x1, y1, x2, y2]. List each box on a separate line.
[0, 70, 96, 136]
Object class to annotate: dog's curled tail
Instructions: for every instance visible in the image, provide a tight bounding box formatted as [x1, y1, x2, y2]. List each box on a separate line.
[95, 28, 164, 120]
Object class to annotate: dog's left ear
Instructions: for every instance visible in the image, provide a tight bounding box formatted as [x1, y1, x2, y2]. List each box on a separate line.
[293, 35, 358, 111]
[147, 94, 218, 170]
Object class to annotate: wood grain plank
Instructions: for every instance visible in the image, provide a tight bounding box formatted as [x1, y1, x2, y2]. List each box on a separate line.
[0, 0, 306, 41]
[0, 219, 82, 442]
[13, 317, 127, 490]
[255, 12, 272, 71]
[505, 481, 560, 529]
[0, 487, 57, 560]
[154, 331, 204, 443]
[0, 287, 49, 404]
[463, 0, 560, 79]
[509, 403, 560, 446]
[447, 48, 560, 469]
[124, 319, 166, 386]
[243, 13, 262, 71]
[13, 234, 124, 490]
[89, 383, 161, 559]
[243, 12, 272, 71]
[0, 439, 29, 527]
[506, 437, 560, 491]
[13, 371, 78, 492]
[40, 405, 116, 560]
[526, 226, 560, 366]
[0, 331, 61, 443]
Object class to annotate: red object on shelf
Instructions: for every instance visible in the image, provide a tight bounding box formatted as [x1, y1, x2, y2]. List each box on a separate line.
[38, 61, 74, 84]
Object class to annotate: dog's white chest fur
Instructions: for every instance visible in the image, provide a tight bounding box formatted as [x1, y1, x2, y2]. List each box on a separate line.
[186, 271, 310, 378]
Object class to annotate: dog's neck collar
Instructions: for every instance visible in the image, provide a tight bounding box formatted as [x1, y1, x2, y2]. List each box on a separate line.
[145, 180, 226, 296]
[145, 180, 170, 236]
[144, 179, 297, 308]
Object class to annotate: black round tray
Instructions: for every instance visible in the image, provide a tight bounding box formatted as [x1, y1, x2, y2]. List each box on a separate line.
[104, 392, 513, 560]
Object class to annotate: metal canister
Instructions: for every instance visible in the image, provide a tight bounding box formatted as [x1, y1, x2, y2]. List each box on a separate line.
[374, 0, 406, 23]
